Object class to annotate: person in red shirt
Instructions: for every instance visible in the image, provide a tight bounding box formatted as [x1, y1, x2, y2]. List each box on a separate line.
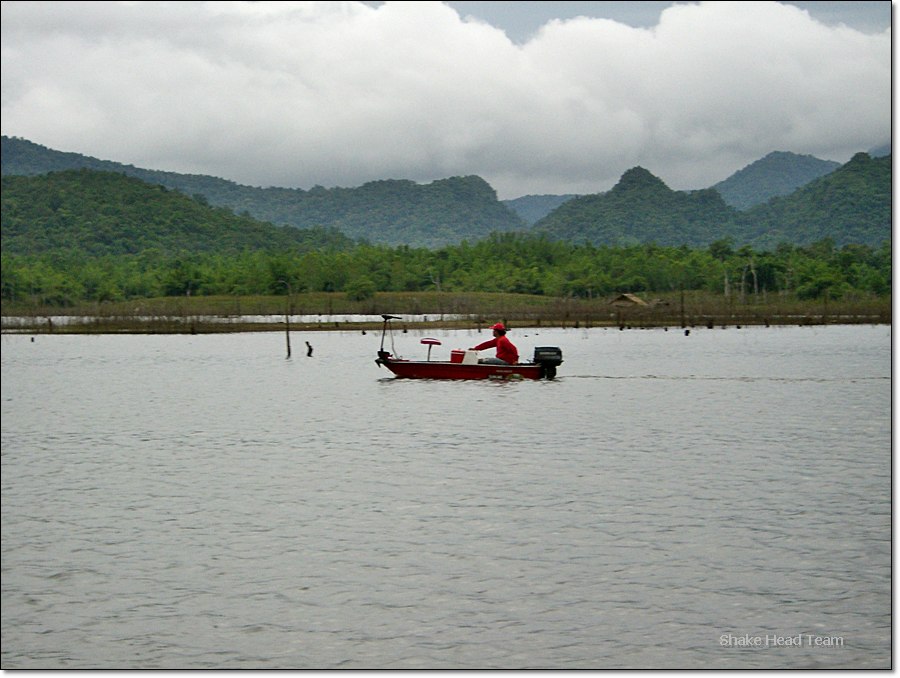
[471, 322, 519, 365]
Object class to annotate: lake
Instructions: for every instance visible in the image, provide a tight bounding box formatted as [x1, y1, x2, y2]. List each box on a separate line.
[0, 323, 891, 669]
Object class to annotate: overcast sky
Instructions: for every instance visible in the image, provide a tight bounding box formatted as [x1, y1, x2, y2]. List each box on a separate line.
[0, 1, 891, 199]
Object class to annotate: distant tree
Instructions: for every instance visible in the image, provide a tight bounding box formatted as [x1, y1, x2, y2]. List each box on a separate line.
[345, 276, 377, 301]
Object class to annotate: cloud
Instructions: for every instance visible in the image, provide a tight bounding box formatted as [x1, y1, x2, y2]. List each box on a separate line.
[0, 1, 890, 198]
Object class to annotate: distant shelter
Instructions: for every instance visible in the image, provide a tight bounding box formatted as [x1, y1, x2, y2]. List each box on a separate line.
[609, 293, 649, 308]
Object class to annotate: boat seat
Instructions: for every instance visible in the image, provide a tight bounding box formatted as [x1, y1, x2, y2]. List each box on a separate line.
[420, 337, 441, 361]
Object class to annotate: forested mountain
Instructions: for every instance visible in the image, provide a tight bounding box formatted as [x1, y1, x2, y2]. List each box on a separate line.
[532, 167, 740, 247]
[0, 136, 525, 248]
[738, 152, 892, 248]
[0, 136, 890, 251]
[243, 175, 527, 247]
[532, 154, 890, 249]
[1, 164, 890, 306]
[0, 170, 356, 257]
[503, 194, 579, 225]
[712, 151, 841, 210]
[507, 150, 848, 222]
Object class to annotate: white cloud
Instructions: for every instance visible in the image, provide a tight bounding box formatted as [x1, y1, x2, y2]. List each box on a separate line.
[0, 1, 890, 198]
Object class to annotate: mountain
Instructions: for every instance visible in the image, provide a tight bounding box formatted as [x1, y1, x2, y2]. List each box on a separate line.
[532, 155, 890, 249]
[738, 152, 892, 248]
[0, 136, 525, 248]
[711, 151, 841, 211]
[0, 169, 356, 257]
[503, 148, 884, 220]
[531, 167, 739, 247]
[1, 136, 890, 251]
[502, 194, 579, 225]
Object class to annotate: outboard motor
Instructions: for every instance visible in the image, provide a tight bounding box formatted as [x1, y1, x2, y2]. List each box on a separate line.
[533, 346, 563, 379]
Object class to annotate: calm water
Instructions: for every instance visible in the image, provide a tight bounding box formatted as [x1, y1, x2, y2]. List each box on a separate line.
[1, 324, 891, 669]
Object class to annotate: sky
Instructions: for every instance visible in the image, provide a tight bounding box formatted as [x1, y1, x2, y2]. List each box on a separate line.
[0, 1, 892, 200]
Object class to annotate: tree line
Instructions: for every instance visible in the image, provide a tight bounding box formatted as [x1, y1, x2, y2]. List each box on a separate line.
[2, 233, 890, 307]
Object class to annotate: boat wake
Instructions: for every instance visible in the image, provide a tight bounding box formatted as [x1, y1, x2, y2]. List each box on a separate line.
[565, 374, 888, 383]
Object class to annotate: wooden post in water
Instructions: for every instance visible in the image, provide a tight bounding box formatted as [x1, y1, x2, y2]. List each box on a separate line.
[285, 309, 291, 358]
[280, 280, 292, 359]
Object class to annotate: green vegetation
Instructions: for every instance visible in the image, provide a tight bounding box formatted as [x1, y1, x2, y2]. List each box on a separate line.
[3, 136, 890, 249]
[535, 167, 735, 247]
[711, 151, 840, 211]
[1, 137, 526, 248]
[0, 170, 356, 257]
[743, 152, 892, 249]
[535, 153, 891, 249]
[0, 142, 890, 334]
[2, 233, 890, 321]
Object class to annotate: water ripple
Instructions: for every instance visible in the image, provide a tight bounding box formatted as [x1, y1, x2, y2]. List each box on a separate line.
[1, 326, 890, 669]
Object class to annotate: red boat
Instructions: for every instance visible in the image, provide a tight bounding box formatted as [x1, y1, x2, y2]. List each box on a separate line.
[375, 315, 563, 380]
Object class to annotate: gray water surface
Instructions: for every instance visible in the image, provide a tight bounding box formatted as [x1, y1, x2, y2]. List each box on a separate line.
[1, 324, 891, 669]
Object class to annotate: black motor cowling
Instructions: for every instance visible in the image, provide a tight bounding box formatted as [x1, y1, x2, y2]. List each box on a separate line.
[533, 346, 563, 379]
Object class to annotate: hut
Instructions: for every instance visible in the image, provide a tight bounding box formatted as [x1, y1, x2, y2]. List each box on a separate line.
[609, 293, 649, 307]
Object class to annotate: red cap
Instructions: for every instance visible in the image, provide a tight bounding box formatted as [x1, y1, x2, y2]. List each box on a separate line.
[491, 322, 506, 331]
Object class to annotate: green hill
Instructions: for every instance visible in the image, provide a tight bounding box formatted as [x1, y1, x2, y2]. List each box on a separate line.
[0, 136, 525, 248]
[532, 155, 890, 249]
[712, 151, 841, 210]
[532, 167, 739, 247]
[1, 167, 891, 307]
[1, 136, 890, 251]
[740, 152, 892, 248]
[0, 169, 355, 257]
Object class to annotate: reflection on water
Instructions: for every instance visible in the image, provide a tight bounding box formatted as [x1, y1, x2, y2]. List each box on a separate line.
[0, 325, 891, 669]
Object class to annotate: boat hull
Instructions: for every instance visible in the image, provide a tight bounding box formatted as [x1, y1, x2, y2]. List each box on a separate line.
[378, 356, 546, 380]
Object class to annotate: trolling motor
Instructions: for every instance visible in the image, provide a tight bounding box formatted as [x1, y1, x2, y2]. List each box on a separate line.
[532, 346, 564, 379]
[376, 314, 402, 367]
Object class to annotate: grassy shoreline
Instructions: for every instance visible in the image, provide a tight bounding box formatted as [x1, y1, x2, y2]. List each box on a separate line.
[1, 291, 891, 334]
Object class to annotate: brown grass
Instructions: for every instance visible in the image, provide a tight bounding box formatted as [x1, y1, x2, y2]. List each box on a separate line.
[1, 290, 890, 334]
